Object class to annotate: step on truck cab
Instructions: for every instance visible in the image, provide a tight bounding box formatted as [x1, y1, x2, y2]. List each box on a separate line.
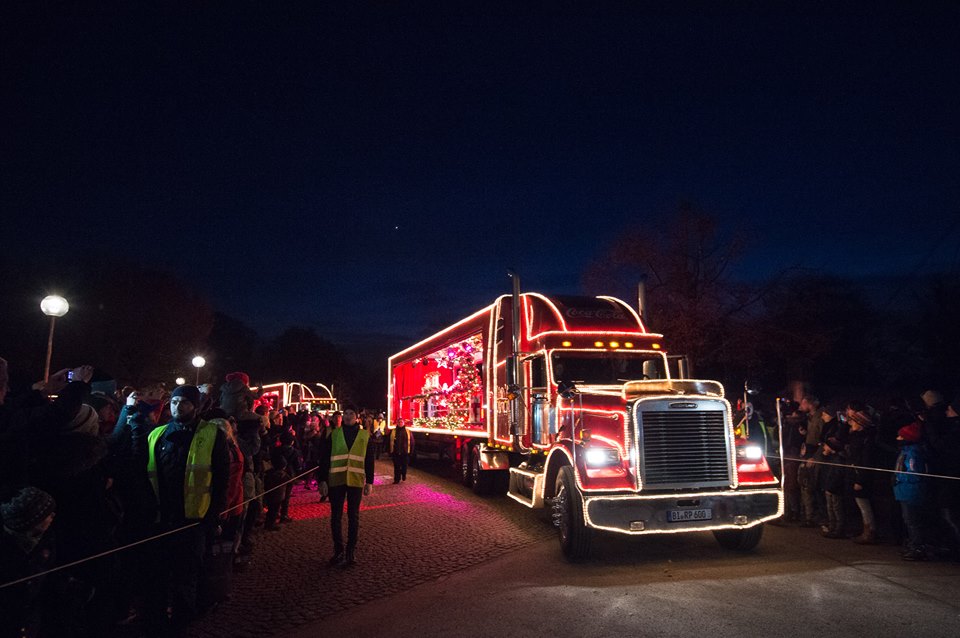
[388, 287, 782, 560]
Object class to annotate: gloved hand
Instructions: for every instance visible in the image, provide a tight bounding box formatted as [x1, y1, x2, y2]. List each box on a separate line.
[363, 483, 373, 497]
[318, 481, 328, 497]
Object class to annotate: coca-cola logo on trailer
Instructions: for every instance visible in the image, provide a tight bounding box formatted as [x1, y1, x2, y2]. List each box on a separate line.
[565, 307, 625, 320]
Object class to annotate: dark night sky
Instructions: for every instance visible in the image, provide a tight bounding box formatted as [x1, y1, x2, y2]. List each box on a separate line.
[2, 2, 958, 350]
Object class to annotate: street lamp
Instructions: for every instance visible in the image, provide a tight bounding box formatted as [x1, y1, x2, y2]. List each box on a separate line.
[40, 295, 69, 382]
[191, 355, 206, 385]
[175, 377, 186, 386]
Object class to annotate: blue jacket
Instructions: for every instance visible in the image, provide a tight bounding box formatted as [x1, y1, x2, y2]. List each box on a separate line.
[893, 442, 928, 503]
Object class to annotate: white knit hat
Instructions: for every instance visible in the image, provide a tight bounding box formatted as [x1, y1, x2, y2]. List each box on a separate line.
[66, 404, 100, 436]
[921, 390, 944, 408]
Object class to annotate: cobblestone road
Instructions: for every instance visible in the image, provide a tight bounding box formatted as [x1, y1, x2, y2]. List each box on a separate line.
[187, 459, 554, 638]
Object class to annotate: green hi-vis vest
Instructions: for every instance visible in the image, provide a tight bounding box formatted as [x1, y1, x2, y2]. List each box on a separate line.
[147, 420, 218, 520]
[329, 427, 370, 488]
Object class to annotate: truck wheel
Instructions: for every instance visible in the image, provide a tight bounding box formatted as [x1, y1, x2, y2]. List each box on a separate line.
[713, 524, 764, 551]
[471, 447, 494, 495]
[554, 466, 591, 561]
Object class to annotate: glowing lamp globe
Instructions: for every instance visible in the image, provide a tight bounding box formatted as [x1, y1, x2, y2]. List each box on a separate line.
[175, 377, 186, 386]
[192, 356, 206, 368]
[40, 295, 69, 317]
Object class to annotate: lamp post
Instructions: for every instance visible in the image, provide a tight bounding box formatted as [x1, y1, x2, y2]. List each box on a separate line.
[191, 356, 206, 385]
[40, 295, 69, 383]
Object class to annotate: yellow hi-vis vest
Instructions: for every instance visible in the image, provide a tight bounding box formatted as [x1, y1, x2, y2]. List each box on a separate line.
[147, 420, 218, 520]
[329, 427, 369, 488]
[390, 426, 414, 454]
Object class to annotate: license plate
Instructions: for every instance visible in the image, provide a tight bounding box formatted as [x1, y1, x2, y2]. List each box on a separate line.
[667, 508, 712, 522]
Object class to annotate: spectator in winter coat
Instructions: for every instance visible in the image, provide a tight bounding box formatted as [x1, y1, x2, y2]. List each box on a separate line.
[110, 387, 164, 540]
[301, 413, 321, 489]
[277, 430, 301, 523]
[894, 422, 932, 561]
[235, 411, 265, 561]
[263, 450, 290, 531]
[844, 404, 878, 543]
[390, 423, 415, 484]
[798, 394, 833, 527]
[0, 487, 60, 638]
[212, 418, 246, 527]
[144, 384, 230, 631]
[777, 399, 806, 524]
[928, 399, 960, 557]
[0, 365, 93, 488]
[219, 371, 256, 420]
[87, 391, 119, 438]
[819, 435, 847, 539]
[29, 398, 122, 636]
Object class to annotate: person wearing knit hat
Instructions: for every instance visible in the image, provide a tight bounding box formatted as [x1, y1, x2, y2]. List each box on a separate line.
[921, 390, 944, 408]
[219, 372, 256, 420]
[894, 421, 932, 560]
[144, 381, 230, 628]
[1, 486, 56, 537]
[63, 403, 100, 436]
[844, 402, 878, 544]
[897, 423, 923, 443]
[847, 409, 874, 429]
[1, 487, 59, 637]
[171, 384, 202, 410]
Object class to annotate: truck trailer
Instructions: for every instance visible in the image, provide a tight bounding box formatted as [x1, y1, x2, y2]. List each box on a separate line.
[388, 285, 782, 559]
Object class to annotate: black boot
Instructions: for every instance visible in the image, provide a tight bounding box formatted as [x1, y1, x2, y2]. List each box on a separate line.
[342, 549, 356, 567]
[328, 551, 345, 567]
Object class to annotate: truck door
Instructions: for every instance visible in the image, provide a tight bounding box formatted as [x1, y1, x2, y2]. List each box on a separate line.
[524, 354, 549, 446]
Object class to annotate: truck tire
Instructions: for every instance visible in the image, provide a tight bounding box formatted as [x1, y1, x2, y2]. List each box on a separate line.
[471, 447, 494, 495]
[713, 524, 764, 551]
[554, 465, 591, 561]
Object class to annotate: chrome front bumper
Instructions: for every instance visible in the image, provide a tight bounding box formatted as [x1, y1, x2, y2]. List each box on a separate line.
[582, 489, 783, 535]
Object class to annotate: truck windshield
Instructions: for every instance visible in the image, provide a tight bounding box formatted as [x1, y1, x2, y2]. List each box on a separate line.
[551, 352, 667, 385]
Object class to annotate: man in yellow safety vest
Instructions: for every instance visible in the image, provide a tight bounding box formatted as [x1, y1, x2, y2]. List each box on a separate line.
[318, 404, 375, 567]
[145, 384, 230, 631]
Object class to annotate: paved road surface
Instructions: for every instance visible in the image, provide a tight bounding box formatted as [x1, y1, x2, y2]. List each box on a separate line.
[188, 459, 960, 638]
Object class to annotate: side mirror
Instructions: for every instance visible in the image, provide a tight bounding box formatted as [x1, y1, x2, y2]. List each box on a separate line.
[557, 380, 579, 400]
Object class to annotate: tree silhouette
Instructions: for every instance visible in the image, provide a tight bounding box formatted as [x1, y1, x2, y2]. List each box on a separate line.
[583, 203, 751, 376]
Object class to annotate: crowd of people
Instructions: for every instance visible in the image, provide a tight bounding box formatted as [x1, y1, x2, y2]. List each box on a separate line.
[0, 358, 394, 638]
[771, 390, 960, 561]
[3, 349, 957, 636]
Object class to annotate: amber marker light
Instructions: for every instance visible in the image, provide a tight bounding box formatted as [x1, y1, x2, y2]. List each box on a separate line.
[624, 342, 634, 348]
[561, 341, 572, 347]
[609, 341, 620, 348]
[594, 341, 604, 348]
[651, 343, 661, 349]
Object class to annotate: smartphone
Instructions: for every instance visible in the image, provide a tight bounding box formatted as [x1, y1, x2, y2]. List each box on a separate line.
[67, 370, 75, 381]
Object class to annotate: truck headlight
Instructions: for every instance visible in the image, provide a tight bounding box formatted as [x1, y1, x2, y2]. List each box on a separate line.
[584, 446, 620, 467]
[737, 445, 763, 461]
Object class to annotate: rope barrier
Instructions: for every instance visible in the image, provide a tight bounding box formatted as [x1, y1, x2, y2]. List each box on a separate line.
[778, 454, 960, 482]
[4, 451, 956, 590]
[0, 464, 322, 591]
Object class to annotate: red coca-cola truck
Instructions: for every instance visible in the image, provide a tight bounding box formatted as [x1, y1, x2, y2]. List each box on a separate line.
[388, 283, 782, 559]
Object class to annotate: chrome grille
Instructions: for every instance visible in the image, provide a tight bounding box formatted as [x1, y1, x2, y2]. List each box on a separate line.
[638, 409, 732, 488]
